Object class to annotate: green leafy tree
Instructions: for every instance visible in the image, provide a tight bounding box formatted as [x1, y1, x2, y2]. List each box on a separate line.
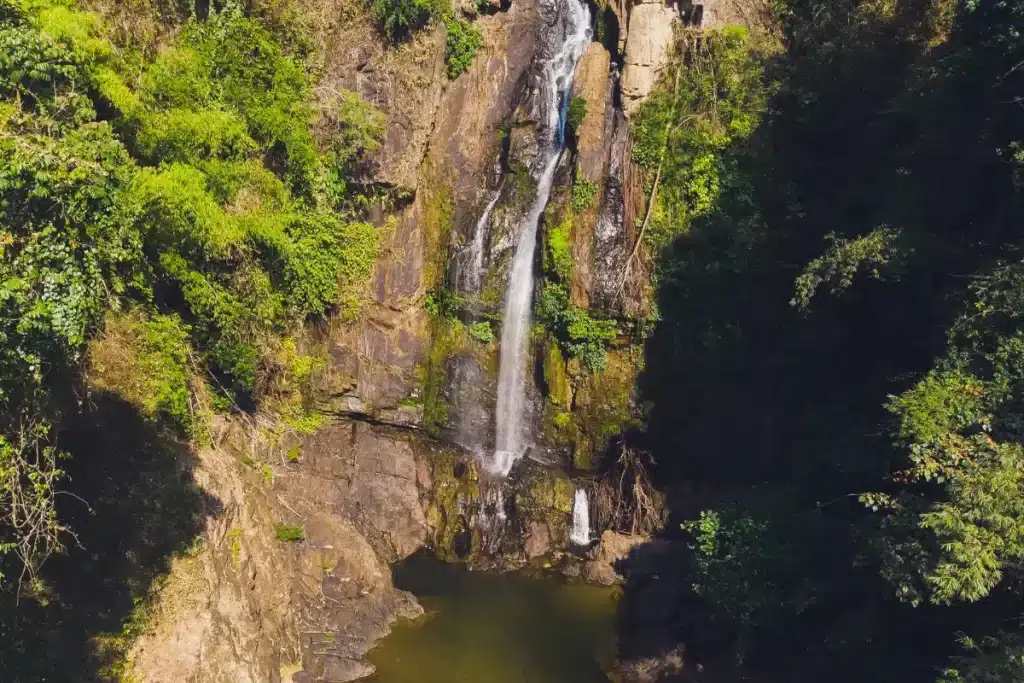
[372, 0, 449, 42]
[0, 0, 383, 585]
[444, 18, 483, 79]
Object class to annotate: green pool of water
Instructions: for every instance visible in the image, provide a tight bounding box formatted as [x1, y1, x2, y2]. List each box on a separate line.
[366, 551, 621, 683]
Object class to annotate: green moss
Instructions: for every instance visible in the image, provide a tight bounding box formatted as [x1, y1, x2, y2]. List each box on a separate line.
[572, 446, 593, 470]
[571, 349, 640, 470]
[423, 182, 455, 291]
[274, 523, 305, 542]
[517, 469, 575, 520]
[567, 96, 587, 131]
[511, 159, 538, 209]
[479, 263, 505, 306]
[544, 210, 574, 282]
[421, 449, 480, 561]
[543, 341, 572, 408]
[422, 318, 467, 436]
[228, 527, 242, 567]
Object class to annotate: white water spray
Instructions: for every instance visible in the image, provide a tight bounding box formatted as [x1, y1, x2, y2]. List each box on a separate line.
[570, 488, 591, 546]
[489, 0, 591, 477]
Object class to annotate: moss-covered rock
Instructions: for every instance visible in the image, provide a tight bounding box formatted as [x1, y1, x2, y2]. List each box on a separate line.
[543, 340, 572, 409]
[541, 344, 642, 472]
[422, 174, 455, 292]
[418, 448, 481, 561]
[516, 468, 575, 518]
[571, 347, 640, 467]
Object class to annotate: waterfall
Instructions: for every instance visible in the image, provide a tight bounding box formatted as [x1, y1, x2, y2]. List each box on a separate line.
[488, 0, 591, 477]
[569, 488, 591, 546]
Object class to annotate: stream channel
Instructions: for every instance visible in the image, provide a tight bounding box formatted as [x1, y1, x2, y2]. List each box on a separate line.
[365, 551, 620, 683]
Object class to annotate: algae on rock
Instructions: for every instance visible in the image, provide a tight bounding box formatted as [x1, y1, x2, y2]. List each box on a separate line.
[419, 448, 482, 562]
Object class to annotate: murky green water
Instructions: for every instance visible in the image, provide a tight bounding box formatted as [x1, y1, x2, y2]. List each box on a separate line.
[366, 552, 621, 683]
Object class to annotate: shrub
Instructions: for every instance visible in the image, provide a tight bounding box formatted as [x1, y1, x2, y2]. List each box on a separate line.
[373, 0, 448, 42]
[319, 90, 386, 184]
[444, 19, 483, 80]
[0, 0, 383, 585]
[274, 523, 304, 542]
[572, 177, 599, 212]
[87, 311, 198, 435]
[468, 320, 494, 343]
[567, 96, 587, 131]
[536, 284, 617, 372]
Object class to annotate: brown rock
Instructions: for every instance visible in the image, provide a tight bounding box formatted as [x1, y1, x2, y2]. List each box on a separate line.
[524, 521, 553, 559]
[300, 422, 428, 561]
[324, 25, 447, 191]
[126, 419, 427, 683]
[621, 2, 679, 115]
[697, 0, 749, 29]
[571, 43, 613, 182]
[620, 645, 686, 683]
[584, 530, 648, 584]
[509, 123, 541, 170]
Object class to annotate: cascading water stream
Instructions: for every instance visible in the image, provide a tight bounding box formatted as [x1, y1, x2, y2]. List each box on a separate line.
[488, 0, 591, 477]
[569, 488, 591, 546]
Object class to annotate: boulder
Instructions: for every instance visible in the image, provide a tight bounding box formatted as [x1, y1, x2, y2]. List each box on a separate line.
[524, 521, 553, 559]
[300, 422, 429, 561]
[584, 530, 648, 584]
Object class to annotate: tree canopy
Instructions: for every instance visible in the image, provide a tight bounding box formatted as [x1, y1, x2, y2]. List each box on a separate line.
[632, 0, 1024, 680]
[0, 0, 382, 589]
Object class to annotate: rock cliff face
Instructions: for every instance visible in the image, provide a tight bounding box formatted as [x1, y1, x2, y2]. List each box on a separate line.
[126, 0, 741, 678]
[621, 1, 678, 115]
[127, 419, 429, 683]
[314, 0, 544, 432]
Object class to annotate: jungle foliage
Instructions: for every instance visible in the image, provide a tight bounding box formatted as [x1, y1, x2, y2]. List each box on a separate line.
[0, 0, 382, 600]
[629, 1, 1024, 682]
[371, 0, 484, 80]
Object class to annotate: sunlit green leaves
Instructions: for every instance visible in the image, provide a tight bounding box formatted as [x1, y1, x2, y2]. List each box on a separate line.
[632, 26, 770, 253]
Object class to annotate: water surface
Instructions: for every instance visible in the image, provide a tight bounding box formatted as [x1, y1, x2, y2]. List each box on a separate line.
[366, 552, 620, 683]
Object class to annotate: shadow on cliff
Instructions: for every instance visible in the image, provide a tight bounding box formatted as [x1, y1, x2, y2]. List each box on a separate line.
[0, 392, 219, 683]
[611, 2, 1024, 682]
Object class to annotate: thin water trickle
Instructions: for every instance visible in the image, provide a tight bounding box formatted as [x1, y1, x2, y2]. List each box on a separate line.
[488, 0, 591, 477]
[465, 188, 502, 293]
[570, 488, 591, 546]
